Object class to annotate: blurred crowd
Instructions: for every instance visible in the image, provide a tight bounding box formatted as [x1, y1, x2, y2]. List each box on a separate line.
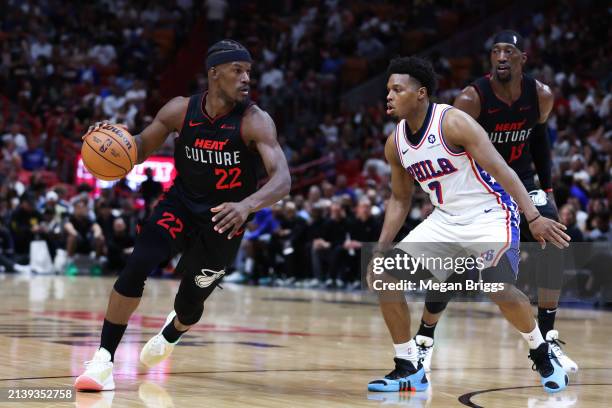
[0, 2, 610, 300]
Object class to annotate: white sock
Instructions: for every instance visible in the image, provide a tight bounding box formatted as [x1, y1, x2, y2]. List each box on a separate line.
[244, 258, 254, 274]
[393, 339, 418, 365]
[520, 321, 545, 349]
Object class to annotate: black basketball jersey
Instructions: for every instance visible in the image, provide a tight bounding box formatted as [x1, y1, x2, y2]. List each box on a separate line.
[172, 92, 259, 217]
[471, 74, 540, 190]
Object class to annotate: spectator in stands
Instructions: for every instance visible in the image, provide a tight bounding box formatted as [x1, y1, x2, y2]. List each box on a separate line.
[29, 33, 53, 62]
[559, 204, 584, 242]
[0, 224, 30, 274]
[334, 174, 356, 202]
[328, 197, 380, 288]
[102, 84, 126, 118]
[64, 199, 105, 272]
[319, 114, 339, 145]
[1, 138, 22, 170]
[20, 138, 47, 171]
[356, 30, 385, 62]
[2, 168, 25, 198]
[273, 201, 308, 284]
[306, 185, 322, 208]
[204, 0, 228, 43]
[2, 124, 27, 154]
[586, 211, 611, 242]
[139, 168, 163, 217]
[37, 205, 64, 261]
[105, 217, 135, 273]
[321, 181, 335, 199]
[95, 200, 115, 241]
[311, 201, 347, 287]
[9, 193, 41, 257]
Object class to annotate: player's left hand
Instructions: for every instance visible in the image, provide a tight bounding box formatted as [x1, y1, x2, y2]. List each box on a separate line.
[211, 202, 250, 239]
[528, 215, 571, 249]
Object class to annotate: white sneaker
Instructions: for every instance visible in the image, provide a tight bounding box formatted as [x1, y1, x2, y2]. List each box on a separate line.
[13, 263, 31, 275]
[546, 330, 578, 373]
[140, 311, 178, 368]
[224, 271, 247, 283]
[415, 335, 434, 373]
[74, 348, 115, 391]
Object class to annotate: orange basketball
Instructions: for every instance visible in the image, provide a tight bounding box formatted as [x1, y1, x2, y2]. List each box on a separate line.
[81, 124, 137, 181]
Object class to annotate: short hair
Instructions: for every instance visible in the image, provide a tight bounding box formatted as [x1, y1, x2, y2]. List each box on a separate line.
[387, 56, 437, 96]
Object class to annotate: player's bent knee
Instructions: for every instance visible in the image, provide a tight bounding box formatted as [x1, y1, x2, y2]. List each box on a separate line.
[114, 225, 173, 298]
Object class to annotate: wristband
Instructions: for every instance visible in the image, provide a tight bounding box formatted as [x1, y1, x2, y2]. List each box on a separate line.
[544, 188, 553, 193]
[527, 214, 541, 224]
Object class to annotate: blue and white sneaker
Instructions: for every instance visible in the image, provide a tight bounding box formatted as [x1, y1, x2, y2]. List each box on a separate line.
[529, 342, 569, 393]
[368, 358, 429, 392]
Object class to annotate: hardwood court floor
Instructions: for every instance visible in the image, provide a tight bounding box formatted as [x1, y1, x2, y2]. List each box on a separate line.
[0, 274, 610, 407]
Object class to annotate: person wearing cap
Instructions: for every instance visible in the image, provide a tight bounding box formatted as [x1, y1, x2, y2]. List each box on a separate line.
[414, 30, 578, 374]
[75, 39, 291, 391]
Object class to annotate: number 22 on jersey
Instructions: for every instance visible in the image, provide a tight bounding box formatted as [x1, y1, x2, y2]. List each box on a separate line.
[215, 167, 242, 190]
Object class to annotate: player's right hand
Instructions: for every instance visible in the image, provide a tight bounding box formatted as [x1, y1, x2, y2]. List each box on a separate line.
[83, 121, 128, 140]
[528, 215, 571, 249]
[83, 120, 109, 139]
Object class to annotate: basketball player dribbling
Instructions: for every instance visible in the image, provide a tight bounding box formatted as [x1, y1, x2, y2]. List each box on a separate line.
[74, 40, 291, 391]
[416, 30, 577, 374]
[367, 56, 570, 393]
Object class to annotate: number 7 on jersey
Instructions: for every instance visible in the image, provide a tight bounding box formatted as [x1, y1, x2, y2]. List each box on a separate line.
[427, 181, 444, 204]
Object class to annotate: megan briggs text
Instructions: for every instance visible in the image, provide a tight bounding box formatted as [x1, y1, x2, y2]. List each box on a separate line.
[372, 279, 505, 293]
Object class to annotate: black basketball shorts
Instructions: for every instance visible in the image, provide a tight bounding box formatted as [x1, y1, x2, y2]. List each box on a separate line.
[145, 189, 243, 294]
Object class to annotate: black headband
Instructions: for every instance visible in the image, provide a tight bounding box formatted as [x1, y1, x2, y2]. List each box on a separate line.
[492, 30, 524, 51]
[206, 48, 252, 70]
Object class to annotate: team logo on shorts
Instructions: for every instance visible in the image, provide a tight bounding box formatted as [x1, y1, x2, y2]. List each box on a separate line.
[428, 134, 436, 144]
[195, 268, 225, 288]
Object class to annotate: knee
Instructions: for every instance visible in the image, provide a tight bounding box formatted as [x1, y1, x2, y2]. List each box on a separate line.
[114, 228, 172, 298]
[114, 263, 147, 297]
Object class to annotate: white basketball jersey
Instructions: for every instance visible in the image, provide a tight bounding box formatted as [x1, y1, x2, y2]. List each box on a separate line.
[395, 103, 519, 221]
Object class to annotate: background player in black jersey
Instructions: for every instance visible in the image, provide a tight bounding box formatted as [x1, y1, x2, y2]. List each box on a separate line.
[75, 40, 291, 392]
[413, 30, 577, 374]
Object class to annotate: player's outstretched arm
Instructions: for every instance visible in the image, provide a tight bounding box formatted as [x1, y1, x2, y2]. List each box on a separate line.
[212, 106, 291, 239]
[85, 96, 188, 164]
[376, 133, 415, 253]
[443, 109, 570, 248]
[133, 97, 188, 164]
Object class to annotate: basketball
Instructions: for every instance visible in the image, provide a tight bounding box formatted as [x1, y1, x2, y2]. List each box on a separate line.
[81, 124, 137, 181]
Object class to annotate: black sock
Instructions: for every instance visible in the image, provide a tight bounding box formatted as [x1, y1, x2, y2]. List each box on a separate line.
[538, 307, 557, 338]
[162, 317, 188, 343]
[416, 319, 437, 339]
[100, 319, 127, 362]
